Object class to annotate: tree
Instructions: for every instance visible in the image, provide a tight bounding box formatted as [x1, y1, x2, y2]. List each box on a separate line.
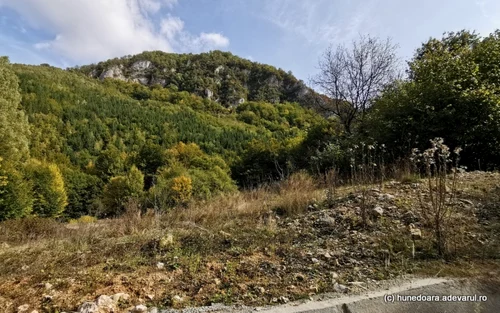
[367, 30, 500, 169]
[311, 35, 399, 133]
[101, 165, 144, 216]
[0, 157, 33, 220]
[0, 57, 30, 163]
[26, 160, 68, 218]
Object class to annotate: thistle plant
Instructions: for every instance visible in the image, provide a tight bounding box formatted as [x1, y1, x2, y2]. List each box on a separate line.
[348, 142, 387, 227]
[414, 138, 461, 257]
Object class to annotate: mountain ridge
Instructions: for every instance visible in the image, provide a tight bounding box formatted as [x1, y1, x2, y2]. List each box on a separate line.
[73, 50, 320, 108]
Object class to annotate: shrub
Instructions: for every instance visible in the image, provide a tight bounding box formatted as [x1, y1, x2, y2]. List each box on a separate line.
[101, 166, 144, 216]
[68, 215, 97, 224]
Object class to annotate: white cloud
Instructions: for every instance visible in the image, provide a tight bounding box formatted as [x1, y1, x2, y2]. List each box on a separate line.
[194, 32, 230, 49]
[160, 15, 184, 40]
[256, 0, 378, 45]
[0, 0, 228, 64]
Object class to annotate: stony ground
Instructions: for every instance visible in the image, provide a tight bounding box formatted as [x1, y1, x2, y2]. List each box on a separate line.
[1, 172, 499, 313]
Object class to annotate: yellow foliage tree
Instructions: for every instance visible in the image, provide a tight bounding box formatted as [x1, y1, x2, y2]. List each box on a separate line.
[170, 175, 192, 205]
[26, 160, 68, 217]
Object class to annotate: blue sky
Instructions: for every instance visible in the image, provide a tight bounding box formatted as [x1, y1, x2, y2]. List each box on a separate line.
[1, 0, 500, 83]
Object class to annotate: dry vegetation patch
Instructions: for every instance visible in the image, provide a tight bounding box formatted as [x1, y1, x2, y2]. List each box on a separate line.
[0, 172, 499, 312]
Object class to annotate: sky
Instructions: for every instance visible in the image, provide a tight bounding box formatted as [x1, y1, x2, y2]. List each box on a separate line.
[1, 0, 500, 83]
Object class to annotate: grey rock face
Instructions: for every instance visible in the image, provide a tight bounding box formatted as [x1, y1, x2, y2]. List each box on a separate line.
[132, 77, 150, 85]
[205, 89, 213, 99]
[131, 60, 152, 71]
[99, 65, 126, 81]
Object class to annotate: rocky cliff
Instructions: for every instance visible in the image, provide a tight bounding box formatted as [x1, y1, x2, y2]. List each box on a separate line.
[76, 50, 319, 107]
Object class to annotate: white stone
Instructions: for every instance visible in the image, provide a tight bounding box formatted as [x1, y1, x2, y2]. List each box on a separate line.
[78, 302, 99, 313]
[131, 304, 148, 313]
[156, 262, 165, 270]
[17, 304, 29, 312]
[96, 295, 115, 309]
[372, 206, 384, 217]
[111, 292, 130, 302]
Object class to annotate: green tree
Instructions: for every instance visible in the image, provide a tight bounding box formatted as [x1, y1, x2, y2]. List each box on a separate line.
[26, 160, 68, 218]
[0, 158, 33, 220]
[367, 30, 500, 169]
[101, 165, 144, 216]
[62, 167, 103, 218]
[0, 57, 30, 163]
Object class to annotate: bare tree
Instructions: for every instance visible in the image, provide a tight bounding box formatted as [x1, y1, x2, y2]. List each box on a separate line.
[311, 35, 399, 133]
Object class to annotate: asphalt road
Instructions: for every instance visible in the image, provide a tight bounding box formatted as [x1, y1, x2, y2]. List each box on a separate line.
[258, 278, 500, 313]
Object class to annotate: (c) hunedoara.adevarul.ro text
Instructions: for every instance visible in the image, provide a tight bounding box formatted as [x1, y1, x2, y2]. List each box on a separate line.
[384, 294, 488, 303]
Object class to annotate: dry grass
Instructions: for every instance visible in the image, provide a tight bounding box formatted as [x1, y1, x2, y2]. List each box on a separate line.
[0, 171, 498, 312]
[0, 172, 324, 312]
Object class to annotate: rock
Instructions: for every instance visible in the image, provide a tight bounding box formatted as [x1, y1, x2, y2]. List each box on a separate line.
[384, 194, 395, 200]
[330, 272, 339, 280]
[214, 65, 224, 74]
[78, 302, 99, 313]
[96, 295, 115, 310]
[311, 258, 320, 264]
[132, 77, 150, 85]
[372, 206, 384, 217]
[333, 283, 348, 293]
[255, 286, 266, 295]
[146, 294, 154, 300]
[44, 282, 53, 290]
[111, 292, 130, 302]
[409, 224, 422, 240]
[148, 308, 158, 313]
[279, 296, 290, 303]
[271, 297, 278, 303]
[131, 305, 148, 313]
[30, 311, 39, 313]
[214, 278, 221, 285]
[205, 88, 213, 99]
[150, 77, 166, 87]
[238, 98, 245, 104]
[314, 216, 336, 230]
[99, 65, 126, 81]
[131, 60, 152, 71]
[17, 304, 29, 312]
[156, 262, 165, 270]
[172, 295, 183, 303]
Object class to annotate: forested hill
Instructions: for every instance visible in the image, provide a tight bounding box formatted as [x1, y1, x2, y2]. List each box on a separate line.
[0, 58, 330, 220]
[74, 50, 318, 107]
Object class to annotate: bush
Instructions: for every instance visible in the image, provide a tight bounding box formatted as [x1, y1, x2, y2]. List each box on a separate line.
[101, 166, 144, 216]
[68, 215, 97, 224]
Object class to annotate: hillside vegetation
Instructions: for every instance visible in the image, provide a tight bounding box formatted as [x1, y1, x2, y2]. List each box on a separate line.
[0, 30, 500, 313]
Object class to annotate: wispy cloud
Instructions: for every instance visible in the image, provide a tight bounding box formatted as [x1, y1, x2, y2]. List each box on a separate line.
[257, 0, 378, 45]
[0, 0, 229, 64]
